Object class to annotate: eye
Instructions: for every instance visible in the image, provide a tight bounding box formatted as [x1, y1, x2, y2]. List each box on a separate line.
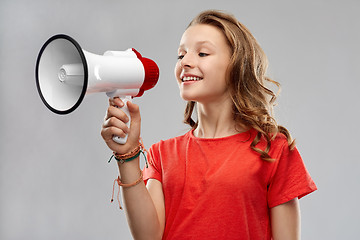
[199, 52, 209, 57]
[177, 55, 184, 60]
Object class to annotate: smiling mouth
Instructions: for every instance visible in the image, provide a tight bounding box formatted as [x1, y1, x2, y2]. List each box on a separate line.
[182, 76, 203, 82]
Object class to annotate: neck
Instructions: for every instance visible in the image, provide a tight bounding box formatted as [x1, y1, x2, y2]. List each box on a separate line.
[193, 97, 247, 138]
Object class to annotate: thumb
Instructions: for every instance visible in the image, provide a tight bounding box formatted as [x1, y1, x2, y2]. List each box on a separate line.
[127, 101, 141, 124]
[126, 101, 141, 144]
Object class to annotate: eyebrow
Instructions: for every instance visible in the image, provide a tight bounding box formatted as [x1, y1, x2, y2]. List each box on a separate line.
[179, 40, 216, 50]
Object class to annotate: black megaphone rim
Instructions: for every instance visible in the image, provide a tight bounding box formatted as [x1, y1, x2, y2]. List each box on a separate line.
[35, 34, 88, 115]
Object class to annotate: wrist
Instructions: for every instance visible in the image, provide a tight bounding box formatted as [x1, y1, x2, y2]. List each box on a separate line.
[108, 138, 148, 168]
[114, 145, 141, 162]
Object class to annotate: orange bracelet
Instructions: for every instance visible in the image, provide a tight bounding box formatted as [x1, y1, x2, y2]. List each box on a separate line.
[113, 145, 141, 160]
[116, 171, 143, 188]
[108, 138, 149, 168]
[111, 170, 144, 210]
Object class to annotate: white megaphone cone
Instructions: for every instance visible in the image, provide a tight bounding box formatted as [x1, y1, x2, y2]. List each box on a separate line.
[35, 34, 159, 144]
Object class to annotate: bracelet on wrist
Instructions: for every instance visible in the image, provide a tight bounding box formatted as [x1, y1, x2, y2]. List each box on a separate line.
[114, 151, 141, 164]
[108, 138, 148, 168]
[111, 170, 143, 210]
[108, 138, 149, 210]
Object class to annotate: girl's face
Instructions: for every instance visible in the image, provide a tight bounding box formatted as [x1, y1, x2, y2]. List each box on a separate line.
[175, 24, 232, 104]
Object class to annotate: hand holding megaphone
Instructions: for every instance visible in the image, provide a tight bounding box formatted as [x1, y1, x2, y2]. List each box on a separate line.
[102, 97, 142, 154]
[35, 34, 159, 144]
[108, 96, 133, 144]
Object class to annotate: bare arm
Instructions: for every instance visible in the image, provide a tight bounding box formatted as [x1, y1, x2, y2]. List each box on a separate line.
[270, 197, 301, 240]
[101, 98, 165, 240]
[119, 161, 165, 240]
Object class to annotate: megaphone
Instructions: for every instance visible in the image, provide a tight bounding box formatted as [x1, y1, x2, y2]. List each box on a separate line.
[35, 34, 159, 144]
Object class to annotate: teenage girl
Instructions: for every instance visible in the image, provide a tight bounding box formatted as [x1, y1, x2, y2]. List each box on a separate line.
[101, 10, 317, 240]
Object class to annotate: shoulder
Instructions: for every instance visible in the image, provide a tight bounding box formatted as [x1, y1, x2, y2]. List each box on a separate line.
[257, 131, 293, 161]
[271, 132, 289, 148]
[255, 130, 289, 149]
[268, 132, 302, 164]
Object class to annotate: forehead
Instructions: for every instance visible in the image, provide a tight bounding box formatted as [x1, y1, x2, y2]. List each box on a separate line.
[179, 24, 228, 49]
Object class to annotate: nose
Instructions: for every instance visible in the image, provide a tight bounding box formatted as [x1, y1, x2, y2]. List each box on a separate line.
[180, 53, 195, 68]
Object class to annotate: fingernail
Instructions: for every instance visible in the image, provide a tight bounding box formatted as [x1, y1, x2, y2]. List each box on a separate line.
[119, 99, 125, 107]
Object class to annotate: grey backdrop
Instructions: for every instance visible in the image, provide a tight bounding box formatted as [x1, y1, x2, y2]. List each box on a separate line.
[1, 0, 359, 239]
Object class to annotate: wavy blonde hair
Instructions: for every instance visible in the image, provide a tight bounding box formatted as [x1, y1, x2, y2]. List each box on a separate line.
[184, 10, 295, 161]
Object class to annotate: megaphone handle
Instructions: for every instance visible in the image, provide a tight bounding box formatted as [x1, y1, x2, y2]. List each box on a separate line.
[112, 96, 131, 145]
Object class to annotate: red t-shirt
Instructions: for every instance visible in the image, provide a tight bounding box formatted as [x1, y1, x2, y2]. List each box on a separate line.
[143, 128, 317, 240]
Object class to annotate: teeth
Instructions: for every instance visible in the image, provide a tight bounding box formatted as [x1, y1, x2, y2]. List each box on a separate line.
[182, 76, 202, 81]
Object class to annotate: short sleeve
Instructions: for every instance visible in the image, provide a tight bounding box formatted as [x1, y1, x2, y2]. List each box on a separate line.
[267, 144, 317, 208]
[143, 143, 162, 184]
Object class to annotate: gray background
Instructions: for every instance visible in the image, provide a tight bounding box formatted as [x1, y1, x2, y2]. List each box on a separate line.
[1, 0, 359, 239]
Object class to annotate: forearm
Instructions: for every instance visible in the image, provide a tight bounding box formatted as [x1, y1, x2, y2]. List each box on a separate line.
[101, 98, 163, 239]
[118, 159, 163, 240]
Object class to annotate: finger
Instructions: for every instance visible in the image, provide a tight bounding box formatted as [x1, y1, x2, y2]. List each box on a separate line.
[109, 97, 124, 108]
[105, 106, 130, 123]
[101, 126, 127, 143]
[127, 101, 141, 135]
[125, 101, 141, 145]
[103, 116, 130, 134]
[127, 101, 141, 123]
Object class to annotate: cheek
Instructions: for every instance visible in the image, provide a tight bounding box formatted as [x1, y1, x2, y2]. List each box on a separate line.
[174, 62, 181, 79]
[212, 60, 230, 82]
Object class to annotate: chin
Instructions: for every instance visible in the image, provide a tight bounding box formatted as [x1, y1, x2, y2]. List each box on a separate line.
[181, 93, 205, 103]
[179, 89, 212, 103]
[179, 88, 195, 100]
[180, 94, 195, 102]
